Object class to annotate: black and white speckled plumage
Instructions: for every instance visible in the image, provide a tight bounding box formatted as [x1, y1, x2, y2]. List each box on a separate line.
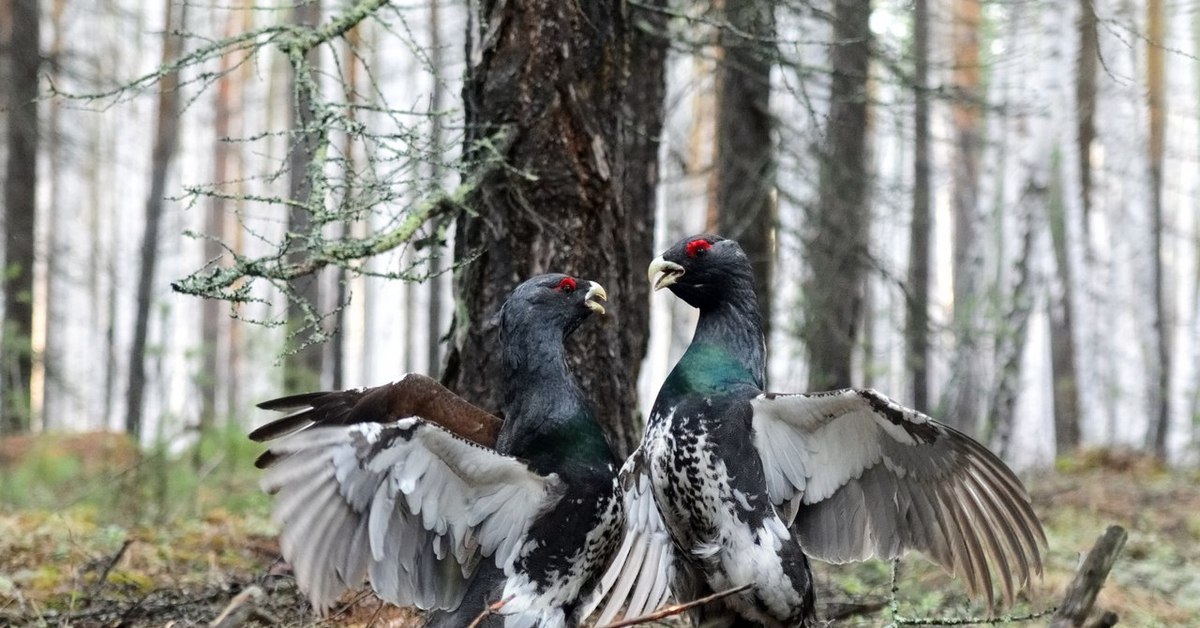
[254, 274, 624, 628]
[595, 236, 1045, 627]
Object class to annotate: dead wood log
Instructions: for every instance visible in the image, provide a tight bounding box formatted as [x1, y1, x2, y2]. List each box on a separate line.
[1049, 525, 1127, 628]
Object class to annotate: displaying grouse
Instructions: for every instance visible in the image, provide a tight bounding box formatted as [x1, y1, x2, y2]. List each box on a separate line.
[596, 236, 1045, 627]
[251, 274, 624, 628]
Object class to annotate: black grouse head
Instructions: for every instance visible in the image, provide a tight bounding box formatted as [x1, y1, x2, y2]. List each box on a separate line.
[499, 273, 608, 340]
[647, 235, 754, 310]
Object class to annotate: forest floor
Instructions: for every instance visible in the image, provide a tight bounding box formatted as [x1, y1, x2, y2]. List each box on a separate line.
[1, 439, 1198, 627]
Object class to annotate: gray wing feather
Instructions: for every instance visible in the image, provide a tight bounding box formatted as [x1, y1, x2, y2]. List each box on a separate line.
[259, 417, 560, 615]
[751, 388, 1045, 606]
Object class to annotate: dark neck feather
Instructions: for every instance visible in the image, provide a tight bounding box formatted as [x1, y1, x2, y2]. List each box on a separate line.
[501, 325, 583, 422]
[498, 324, 613, 473]
[688, 274, 766, 388]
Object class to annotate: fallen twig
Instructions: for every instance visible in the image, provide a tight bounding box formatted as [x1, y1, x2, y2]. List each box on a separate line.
[86, 538, 134, 599]
[598, 583, 752, 628]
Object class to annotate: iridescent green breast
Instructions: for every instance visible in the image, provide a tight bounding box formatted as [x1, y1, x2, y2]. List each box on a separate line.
[662, 342, 758, 398]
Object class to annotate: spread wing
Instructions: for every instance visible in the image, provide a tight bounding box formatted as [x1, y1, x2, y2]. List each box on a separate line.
[254, 391, 561, 615]
[586, 446, 676, 624]
[751, 388, 1045, 607]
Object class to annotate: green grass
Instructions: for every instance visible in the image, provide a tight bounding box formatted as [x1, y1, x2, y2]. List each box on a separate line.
[0, 425, 272, 525]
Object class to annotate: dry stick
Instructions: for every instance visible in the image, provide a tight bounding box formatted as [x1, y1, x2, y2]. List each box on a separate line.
[598, 583, 752, 628]
[86, 539, 133, 599]
[1049, 525, 1128, 628]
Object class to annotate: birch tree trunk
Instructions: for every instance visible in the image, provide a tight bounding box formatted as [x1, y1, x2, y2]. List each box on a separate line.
[1, 0, 40, 433]
[125, 0, 186, 440]
[803, 0, 872, 391]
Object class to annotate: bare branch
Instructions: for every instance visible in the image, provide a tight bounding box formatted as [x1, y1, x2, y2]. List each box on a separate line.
[598, 583, 751, 628]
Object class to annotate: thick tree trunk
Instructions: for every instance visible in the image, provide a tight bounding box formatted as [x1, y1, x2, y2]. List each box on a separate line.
[803, 0, 872, 391]
[716, 0, 776, 351]
[283, 0, 326, 394]
[906, 0, 931, 410]
[1, 0, 40, 433]
[444, 0, 666, 455]
[125, 0, 186, 440]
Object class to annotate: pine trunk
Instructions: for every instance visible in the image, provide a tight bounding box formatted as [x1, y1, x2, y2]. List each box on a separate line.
[945, 0, 984, 434]
[1145, 0, 1170, 458]
[444, 0, 667, 455]
[200, 12, 242, 432]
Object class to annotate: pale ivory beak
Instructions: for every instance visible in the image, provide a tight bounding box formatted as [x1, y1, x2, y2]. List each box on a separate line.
[585, 282, 608, 315]
[647, 257, 685, 291]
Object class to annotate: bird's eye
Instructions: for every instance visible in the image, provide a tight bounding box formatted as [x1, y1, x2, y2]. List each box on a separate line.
[686, 239, 712, 258]
[556, 277, 577, 292]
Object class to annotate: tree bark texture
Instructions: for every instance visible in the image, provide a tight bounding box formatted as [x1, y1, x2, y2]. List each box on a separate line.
[803, 0, 871, 391]
[125, 0, 186, 440]
[1, 0, 40, 433]
[444, 0, 667, 456]
[906, 0, 931, 410]
[1049, 525, 1127, 628]
[716, 0, 776, 351]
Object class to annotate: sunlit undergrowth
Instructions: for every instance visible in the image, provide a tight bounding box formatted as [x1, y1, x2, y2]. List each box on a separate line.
[1, 446, 1198, 626]
[0, 426, 271, 524]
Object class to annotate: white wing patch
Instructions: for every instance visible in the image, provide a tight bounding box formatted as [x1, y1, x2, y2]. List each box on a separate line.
[260, 417, 562, 614]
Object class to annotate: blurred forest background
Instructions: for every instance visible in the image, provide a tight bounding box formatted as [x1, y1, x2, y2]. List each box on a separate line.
[1, 0, 1199, 624]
